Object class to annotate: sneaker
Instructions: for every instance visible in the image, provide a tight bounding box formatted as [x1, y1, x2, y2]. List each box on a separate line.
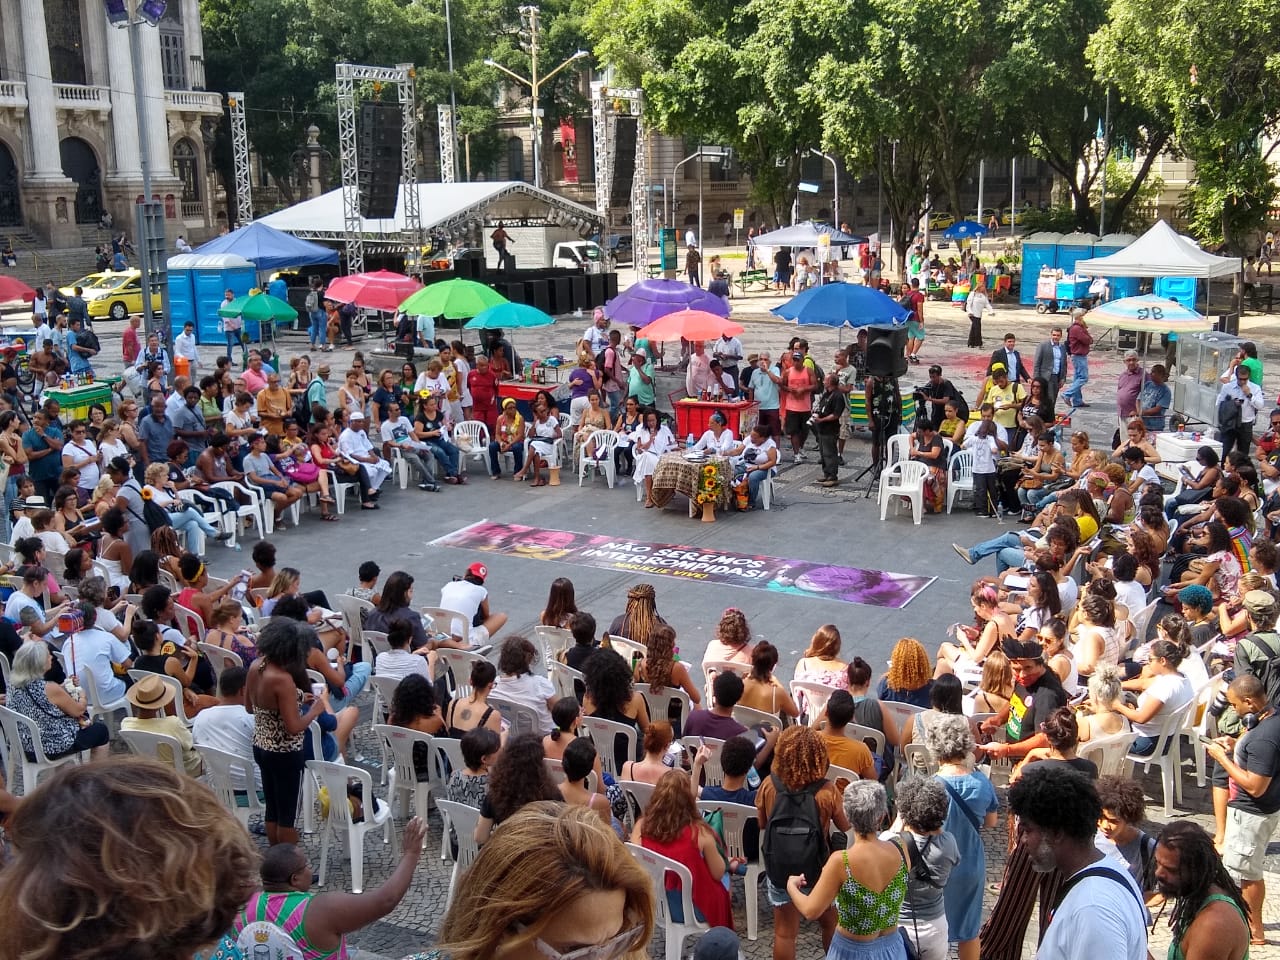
[418, 482, 433, 490]
[214, 531, 233, 541]
[837, 456, 847, 466]
[794, 451, 806, 462]
[952, 543, 974, 565]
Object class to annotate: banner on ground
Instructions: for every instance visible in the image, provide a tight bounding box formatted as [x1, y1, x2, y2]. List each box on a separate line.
[432, 521, 933, 609]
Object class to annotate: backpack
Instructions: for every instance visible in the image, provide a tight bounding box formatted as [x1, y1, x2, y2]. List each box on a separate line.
[763, 776, 829, 888]
[235, 918, 304, 960]
[77, 329, 100, 355]
[142, 496, 173, 533]
[595, 345, 614, 384]
[1245, 632, 1280, 708]
[304, 290, 319, 313]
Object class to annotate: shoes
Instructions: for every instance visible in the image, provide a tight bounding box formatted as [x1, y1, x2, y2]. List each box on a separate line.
[1073, 401, 1091, 408]
[214, 531, 233, 541]
[952, 543, 974, 565]
[818, 478, 838, 487]
[838, 456, 847, 466]
[794, 451, 806, 462]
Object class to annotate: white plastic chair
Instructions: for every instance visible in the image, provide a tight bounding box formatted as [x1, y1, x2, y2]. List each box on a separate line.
[1077, 730, 1138, 778]
[534, 625, 573, 668]
[627, 842, 709, 958]
[422, 606, 473, 646]
[436, 799, 482, 910]
[0, 704, 82, 794]
[579, 715, 637, 776]
[374, 723, 435, 821]
[212, 480, 268, 542]
[119, 727, 189, 777]
[174, 604, 207, 644]
[544, 757, 599, 792]
[427, 737, 466, 861]
[696, 800, 766, 940]
[733, 704, 781, 730]
[453, 421, 491, 474]
[880, 701, 925, 736]
[549, 661, 584, 702]
[607, 635, 646, 664]
[703, 659, 750, 704]
[1126, 701, 1195, 816]
[386, 446, 411, 490]
[901, 743, 937, 775]
[1126, 600, 1160, 655]
[76, 661, 131, 730]
[197, 743, 263, 828]
[326, 469, 356, 514]
[578, 429, 621, 487]
[947, 449, 975, 513]
[368, 675, 402, 782]
[616, 779, 656, 830]
[790, 680, 836, 725]
[681, 735, 726, 785]
[848, 723, 886, 757]
[435, 648, 486, 700]
[489, 694, 545, 737]
[826, 763, 860, 785]
[636, 683, 692, 736]
[197, 643, 243, 685]
[334, 594, 374, 659]
[177, 488, 231, 544]
[126, 670, 192, 727]
[885, 432, 911, 465]
[307, 759, 397, 894]
[878, 460, 927, 524]
[0, 650, 9, 692]
[363, 631, 392, 665]
[1184, 670, 1226, 787]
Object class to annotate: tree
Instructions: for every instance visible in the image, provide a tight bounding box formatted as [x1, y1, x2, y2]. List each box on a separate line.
[1088, 0, 1280, 250]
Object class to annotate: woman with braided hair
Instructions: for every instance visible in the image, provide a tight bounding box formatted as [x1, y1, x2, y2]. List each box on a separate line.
[608, 582, 665, 641]
[1152, 820, 1251, 958]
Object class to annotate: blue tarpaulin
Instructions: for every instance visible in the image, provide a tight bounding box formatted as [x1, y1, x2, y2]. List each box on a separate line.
[193, 221, 339, 272]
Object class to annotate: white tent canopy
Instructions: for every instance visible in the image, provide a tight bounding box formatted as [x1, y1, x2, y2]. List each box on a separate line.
[1074, 219, 1240, 279]
[258, 181, 603, 241]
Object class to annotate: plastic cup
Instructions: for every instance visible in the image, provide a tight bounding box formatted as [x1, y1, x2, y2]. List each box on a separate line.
[310, 682, 326, 699]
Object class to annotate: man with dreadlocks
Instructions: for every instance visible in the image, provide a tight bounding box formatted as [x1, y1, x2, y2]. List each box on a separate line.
[1152, 821, 1251, 960]
[1008, 764, 1148, 959]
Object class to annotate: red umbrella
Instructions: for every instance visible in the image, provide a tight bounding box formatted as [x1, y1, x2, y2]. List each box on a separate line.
[637, 308, 744, 342]
[325, 270, 423, 312]
[0, 276, 37, 304]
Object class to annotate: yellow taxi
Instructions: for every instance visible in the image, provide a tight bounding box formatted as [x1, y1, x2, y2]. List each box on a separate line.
[927, 211, 955, 230]
[76, 270, 162, 321]
[58, 272, 125, 298]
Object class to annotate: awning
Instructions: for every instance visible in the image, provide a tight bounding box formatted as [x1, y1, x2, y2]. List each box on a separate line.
[1074, 219, 1240, 279]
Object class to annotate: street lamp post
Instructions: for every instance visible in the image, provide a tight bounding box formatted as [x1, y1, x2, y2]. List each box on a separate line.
[484, 8, 587, 190]
[810, 148, 839, 228]
[670, 146, 727, 269]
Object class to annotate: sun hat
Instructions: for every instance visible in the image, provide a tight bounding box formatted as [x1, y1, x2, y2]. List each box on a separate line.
[125, 674, 177, 712]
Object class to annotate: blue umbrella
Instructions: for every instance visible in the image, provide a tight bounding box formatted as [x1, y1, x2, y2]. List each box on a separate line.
[465, 302, 556, 330]
[943, 220, 988, 240]
[771, 282, 910, 328]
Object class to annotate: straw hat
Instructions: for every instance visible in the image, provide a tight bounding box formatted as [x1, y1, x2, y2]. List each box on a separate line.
[125, 674, 176, 712]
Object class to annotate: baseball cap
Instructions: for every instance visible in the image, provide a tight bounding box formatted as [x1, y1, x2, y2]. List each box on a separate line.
[692, 928, 741, 960]
[467, 562, 488, 581]
[990, 362, 1007, 374]
[634, 347, 647, 359]
[349, 410, 365, 420]
[1244, 590, 1277, 616]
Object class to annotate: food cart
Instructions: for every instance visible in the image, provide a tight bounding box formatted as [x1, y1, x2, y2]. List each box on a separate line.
[1171, 330, 1246, 432]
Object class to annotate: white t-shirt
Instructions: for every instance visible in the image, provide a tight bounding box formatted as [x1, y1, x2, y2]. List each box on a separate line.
[9, 517, 34, 546]
[693, 428, 738, 456]
[1057, 577, 1079, 617]
[439, 579, 488, 640]
[66, 626, 133, 704]
[64, 437, 100, 490]
[1133, 463, 1159, 487]
[191, 703, 260, 789]
[962, 433, 1000, 474]
[5, 590, 43, 627]
[582, 325, 610, 355]
[1113, 580, 1147, 617]
[1133, 672, 1194, 737]
[375, 648, 432, 682]
[493, 671, 557, 734]
[1036, 859, 1147, 960]
[739, 435, 778, 472]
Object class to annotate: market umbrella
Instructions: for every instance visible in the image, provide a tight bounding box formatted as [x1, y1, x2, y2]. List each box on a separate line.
[604, 278, 731, 328]
[217, 292, 298, 323]
[943, 220, 988, 240]
[0, 277, 36, 304]
[398, 278, 508, 319]
[325, 270, 423, 312]
[771, 282, 910, 328]
[1085, 294, 1213, 333]
[636, 309, 744, 342]
[465, 302, 556, 330]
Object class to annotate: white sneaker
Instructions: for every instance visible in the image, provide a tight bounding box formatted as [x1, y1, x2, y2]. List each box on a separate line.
[795, 451, 806, 462]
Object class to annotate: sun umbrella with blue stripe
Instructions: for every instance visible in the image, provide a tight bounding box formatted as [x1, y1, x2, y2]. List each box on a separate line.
[1085, 294, 1212, 333]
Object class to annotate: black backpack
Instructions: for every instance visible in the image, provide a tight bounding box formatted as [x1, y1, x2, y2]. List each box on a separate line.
[1244, 632, 1280, 708]
[595, 346, 612, 384]
[763, 776, 829, 888]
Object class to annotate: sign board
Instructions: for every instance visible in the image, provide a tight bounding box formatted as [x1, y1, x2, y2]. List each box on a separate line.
[817, 233, 830, 262]
[733, 209, 745, 230]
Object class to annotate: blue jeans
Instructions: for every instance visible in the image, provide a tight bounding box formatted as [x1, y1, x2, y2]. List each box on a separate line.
[308, 310, 326, 347]
[329, 661, 371, 713]
[737, 467, 773, 508]
[488, 441, 524, 476]
[1062, 354, 1089, 405]
[1025, 487, 1060, 511]
[963, 531, 1028, 573]
[426, 439, 461, 478]
[170, 506, 220, 538]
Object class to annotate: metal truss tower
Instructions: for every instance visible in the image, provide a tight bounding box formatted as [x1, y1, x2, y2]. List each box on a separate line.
[228, 92, 252, 227]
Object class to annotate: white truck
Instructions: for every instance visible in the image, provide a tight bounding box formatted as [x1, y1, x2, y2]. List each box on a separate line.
[488, 226, 606, 272]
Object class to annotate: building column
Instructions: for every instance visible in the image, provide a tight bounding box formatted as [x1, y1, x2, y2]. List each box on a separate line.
[139, 25, 174, 180]
[104, 24, 142, 182]
[18, 0, 69, 180]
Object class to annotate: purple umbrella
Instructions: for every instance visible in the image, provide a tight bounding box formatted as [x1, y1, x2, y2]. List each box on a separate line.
[603, 278, 731, 327]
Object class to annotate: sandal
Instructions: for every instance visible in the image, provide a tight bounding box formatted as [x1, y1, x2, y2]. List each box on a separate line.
[319, 496, 335, 504]
[321, 513, 339, 522]
[361, 502, 379, 510]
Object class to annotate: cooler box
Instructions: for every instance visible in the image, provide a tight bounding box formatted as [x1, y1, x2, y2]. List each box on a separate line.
[849, 392, 916, 426]
[1056, 278, 1091, 300]
[46, 382, 114, 421]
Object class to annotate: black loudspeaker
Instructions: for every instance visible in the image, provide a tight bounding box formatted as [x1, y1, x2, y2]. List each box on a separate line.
[611, 117, 637, 207]
[358, 102, 403, 219]
[865, 325, 908, 379]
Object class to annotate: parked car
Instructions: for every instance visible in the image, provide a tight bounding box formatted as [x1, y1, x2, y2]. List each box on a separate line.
[1001, 203, 1034, 226]
[552, 240, 606, 271]
[80, 270, 162, 321]
[927, 212, 955, 230]
[58, 272, 124, 299]
[607, 234, 634, 265]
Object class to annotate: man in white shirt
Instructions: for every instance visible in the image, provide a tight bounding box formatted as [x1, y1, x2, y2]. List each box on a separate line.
[65, 601, 134, 704]
[1012, 765, 1148, 960]
[9, 495, 43, 545]
[580, 309, 610, 358]
[438, 562, 507, 649]
[1216, 363, 1266, 458]
[379, 401, 438, 491]
[173, 321, 200, 382]
[191, 665, 261, 789]
[175, 235, 192, 254]
[337, 411, 392, 491]
[165, 376, 191, 421]
[374, 621, 432, 681]
[5, 566, 66, 636]
[712, 332, 743, 385]
[685, 341, 716, 398]
[31, 315, 54, 354]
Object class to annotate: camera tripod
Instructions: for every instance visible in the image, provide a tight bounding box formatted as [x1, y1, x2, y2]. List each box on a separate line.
[857, 375, 901, 498]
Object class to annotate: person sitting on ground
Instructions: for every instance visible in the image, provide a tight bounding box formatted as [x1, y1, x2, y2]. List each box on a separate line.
[121, 673, 204, 776]
[7, 640, 111, 762]
[492, 634, 558, 735]
[447, 725, 501, 808]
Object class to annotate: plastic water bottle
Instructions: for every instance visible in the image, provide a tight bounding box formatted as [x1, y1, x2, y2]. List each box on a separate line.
[686, 432, 695, 450]
[327, 647, 339, 666]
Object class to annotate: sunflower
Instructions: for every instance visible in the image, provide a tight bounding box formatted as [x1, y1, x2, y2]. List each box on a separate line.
[702, 465, 716, 477]
[140, 487, 153, 500]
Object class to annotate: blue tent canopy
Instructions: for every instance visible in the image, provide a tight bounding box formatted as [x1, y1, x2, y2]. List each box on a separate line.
[193, 221, 339, 272]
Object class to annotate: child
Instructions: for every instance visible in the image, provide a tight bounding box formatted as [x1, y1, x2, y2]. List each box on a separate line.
[447, 726, 500, 809]
[697, 734, 759, 869]
[962, 412, 1001, 517]
[351, 560, 381, 604]
[562, 610, 598, 671]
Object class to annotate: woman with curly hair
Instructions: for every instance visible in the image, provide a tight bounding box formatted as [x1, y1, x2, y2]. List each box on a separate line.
[0, 758, 259, 960]
[583, 647, 651, 744]
[633, 768, 732, 929]
[475, 732, 562, 845]
[895, 777, 961, 960]
[390, 673, 445, 780]
[701, 606, 755, 670]
[877, 637, 935, 708]
[608, 582, 665, 641]
[758, 725, 851, 958]
[739, 641, 801, 719]
[540, 576, 578, 629]
[634, 623, 701, 705]
[423, 802, 654, 960]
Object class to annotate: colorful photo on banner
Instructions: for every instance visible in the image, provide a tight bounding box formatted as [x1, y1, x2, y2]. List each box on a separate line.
[432, 522, 934, 609]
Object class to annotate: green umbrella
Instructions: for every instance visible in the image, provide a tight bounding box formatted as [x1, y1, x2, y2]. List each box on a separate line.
[465, 302, 555, 330]
[217, 293, 298, 322]
[398, 278, 508, 319]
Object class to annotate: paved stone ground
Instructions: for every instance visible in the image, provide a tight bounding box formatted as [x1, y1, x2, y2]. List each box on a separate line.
[17, 257, 1280, 958]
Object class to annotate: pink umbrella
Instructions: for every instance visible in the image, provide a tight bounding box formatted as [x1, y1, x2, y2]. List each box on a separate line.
[636, 309, 744, 342]
[0, 276, 37, 304]
[325, 270, 423, 312]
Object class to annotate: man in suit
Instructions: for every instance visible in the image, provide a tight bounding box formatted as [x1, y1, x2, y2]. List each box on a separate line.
[1033, 326, 1067, 411]
[989, 333, 1030, 384]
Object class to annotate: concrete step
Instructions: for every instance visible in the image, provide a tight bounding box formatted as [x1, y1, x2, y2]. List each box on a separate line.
[0, 247, 101, 289]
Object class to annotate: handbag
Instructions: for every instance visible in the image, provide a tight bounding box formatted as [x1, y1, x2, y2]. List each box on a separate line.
[335, 459, 361, 476]
[284, 461, 320, 484]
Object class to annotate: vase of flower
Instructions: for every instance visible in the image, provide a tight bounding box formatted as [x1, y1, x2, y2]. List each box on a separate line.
[700, 500, 716, 522]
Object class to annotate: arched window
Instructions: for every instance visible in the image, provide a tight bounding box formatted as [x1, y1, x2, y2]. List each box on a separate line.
[507, 136, 525, 182]
[172, 139, 200, 201]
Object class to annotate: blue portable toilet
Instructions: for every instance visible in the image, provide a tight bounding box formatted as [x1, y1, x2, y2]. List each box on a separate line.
[1056, 232, 1099, 277]
[1091, 233, 1140, 300]
[1020, 232, 1063, 305]
[1154, 276, 1198, 312]
[167, 254, 256, 345]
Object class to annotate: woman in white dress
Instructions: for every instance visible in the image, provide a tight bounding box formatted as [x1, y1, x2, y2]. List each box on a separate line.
[522, 398, 563, 486]
[632, 409, 675, 507]
[96, 419, 130, 470]
[692, 411, 737, 456]
[450, 340, 473, 421]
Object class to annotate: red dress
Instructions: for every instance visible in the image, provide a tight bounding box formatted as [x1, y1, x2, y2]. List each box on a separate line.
[642, 824, 734, 930]
[467, 369, 500, 431]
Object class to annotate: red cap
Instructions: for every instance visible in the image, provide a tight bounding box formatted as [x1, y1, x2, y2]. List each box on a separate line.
[467, 562, 488, 581]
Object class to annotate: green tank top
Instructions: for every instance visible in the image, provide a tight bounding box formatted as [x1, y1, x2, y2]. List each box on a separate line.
[834, 847, 908, 936]
[1167, 894, 1249, 960]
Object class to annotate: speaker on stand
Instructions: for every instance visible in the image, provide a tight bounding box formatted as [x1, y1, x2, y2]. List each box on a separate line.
[358, 102, 403, 220]
[856, 325, 908, 496]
